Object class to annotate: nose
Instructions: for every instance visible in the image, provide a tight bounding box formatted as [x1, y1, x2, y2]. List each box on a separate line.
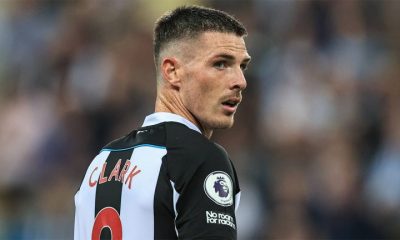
[231, 69, 247, 91]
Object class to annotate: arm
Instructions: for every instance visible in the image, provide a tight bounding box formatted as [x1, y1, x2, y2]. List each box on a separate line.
[168, 145, 239, 239]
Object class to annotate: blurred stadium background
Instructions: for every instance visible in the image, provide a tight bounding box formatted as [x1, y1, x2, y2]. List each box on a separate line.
[0, 0, 399, 239]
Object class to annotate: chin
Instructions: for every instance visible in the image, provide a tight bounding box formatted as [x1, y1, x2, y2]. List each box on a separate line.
[208, 117, 235, 130]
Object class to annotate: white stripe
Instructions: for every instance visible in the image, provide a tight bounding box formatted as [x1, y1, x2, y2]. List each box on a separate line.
[235, 192, 241, 212]
[170, 180, 180, 237]
[120, 146, 166, 239]
[74, 151, 110, 240]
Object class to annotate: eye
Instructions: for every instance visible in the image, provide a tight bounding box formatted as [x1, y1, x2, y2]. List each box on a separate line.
[240, 63, 248, 72]
[213, 61, 227, 70]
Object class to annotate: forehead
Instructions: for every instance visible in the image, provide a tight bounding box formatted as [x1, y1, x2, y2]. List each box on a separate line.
[189, 32, 249, 59]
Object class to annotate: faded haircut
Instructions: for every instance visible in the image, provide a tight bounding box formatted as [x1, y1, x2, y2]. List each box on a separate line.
[153, 5, 247, 67]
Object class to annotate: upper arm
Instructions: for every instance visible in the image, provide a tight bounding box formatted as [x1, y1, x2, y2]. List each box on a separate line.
[168, 146, 239, 239]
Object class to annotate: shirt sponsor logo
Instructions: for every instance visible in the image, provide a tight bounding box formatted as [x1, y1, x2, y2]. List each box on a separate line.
[204, 171, 233, 206]
[206, 211, 236, 229]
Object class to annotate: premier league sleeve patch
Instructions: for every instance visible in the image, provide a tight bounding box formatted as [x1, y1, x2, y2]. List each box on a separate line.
[203, 171, 233, 206]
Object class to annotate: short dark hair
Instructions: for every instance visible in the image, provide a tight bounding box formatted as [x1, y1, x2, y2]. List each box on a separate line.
[153, 5, 247, 65]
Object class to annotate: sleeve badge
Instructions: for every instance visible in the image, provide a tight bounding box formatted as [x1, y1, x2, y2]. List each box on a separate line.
[203, 171, 233, 206]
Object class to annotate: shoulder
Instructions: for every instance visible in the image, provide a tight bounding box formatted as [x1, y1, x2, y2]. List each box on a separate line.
[164, 122, 227, 159]
[101, 123, 168, 152]
[163, 122, 233, 186]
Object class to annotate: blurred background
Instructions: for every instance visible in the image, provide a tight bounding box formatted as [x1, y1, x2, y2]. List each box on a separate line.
[0, 0, 399, 239]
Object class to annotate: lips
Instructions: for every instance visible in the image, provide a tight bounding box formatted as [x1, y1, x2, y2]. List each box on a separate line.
[221, 97, 241, 113]
[222, 99, 240, 107]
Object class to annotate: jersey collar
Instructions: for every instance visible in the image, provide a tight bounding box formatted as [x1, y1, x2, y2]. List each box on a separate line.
[142, 112, 202, 134]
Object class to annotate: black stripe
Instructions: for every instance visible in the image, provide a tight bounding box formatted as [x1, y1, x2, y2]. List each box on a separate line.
[103, 124, 166, 150]
[95, 150, 132, 239]
[154, 156, 177, 239]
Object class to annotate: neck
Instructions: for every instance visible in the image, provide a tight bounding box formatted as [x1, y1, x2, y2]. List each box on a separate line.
[155, 89, 213, 139]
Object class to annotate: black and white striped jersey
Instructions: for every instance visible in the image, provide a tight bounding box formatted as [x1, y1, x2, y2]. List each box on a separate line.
[74, 112, 241, 240]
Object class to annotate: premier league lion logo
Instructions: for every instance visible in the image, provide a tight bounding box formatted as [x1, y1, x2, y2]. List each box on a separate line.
[204, 171, 233, 206]
[213, 176, 229, 198]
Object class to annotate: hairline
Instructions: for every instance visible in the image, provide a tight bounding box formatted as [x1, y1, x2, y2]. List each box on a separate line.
[155, 30, 247, 77]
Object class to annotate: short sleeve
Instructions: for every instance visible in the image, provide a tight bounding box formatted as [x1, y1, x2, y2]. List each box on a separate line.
[167, 143, 239, 240]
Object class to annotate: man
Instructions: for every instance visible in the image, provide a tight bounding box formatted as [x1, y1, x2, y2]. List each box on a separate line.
[74, 5, 251, 240]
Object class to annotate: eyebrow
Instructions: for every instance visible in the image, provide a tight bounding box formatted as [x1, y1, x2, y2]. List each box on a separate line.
[214, 53, 252, 64]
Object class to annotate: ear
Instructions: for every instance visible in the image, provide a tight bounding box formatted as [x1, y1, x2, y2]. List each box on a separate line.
[161, 57, 181, 89]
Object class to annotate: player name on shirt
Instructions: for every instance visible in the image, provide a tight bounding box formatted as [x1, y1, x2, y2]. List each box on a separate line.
[88, 159, 141, 189]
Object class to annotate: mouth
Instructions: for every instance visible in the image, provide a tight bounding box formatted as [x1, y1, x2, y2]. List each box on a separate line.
[221, 97, 241, 113]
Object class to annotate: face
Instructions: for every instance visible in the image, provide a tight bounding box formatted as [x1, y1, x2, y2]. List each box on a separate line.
[220, 180, 228, 192]
[178, 32, 251, 131]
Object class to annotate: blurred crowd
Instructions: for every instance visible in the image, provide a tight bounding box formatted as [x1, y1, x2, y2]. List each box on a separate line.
[0, 0, 399, 239]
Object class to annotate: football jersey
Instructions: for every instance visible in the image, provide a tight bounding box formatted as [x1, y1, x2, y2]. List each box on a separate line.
[74, 112, 241, 239]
